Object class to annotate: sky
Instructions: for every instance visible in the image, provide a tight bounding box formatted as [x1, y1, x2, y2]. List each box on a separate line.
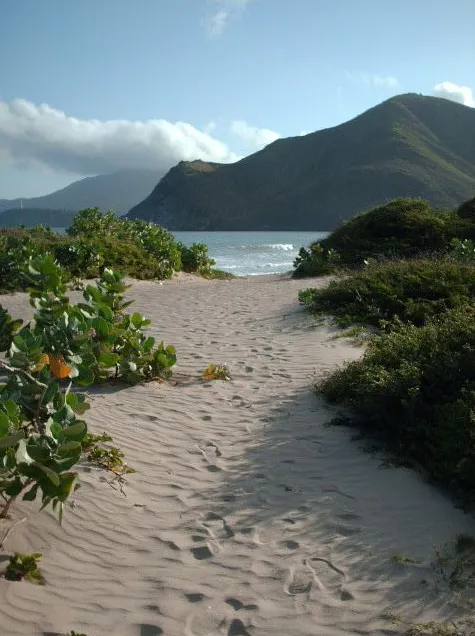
[0, 0, 474, 198]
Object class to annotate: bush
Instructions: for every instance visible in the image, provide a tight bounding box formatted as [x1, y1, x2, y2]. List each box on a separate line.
[68, 209, 182, 279]
[457, 195, 475, 221]
[299, 259, 475, 328]
[320, 198, 449, 265]
[179, 242, 215, 276]
[318, 306, 475, 505]
[293, 244, 341, 278]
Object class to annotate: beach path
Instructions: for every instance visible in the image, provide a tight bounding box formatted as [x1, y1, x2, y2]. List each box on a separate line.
[1, 274, 474, 636]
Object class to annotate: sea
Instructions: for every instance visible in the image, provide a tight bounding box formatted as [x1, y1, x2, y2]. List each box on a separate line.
[53, 229, 328, 277]
[174, 231, 328, 277]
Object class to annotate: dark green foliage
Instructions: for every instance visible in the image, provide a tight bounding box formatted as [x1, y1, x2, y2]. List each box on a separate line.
[179, 242, 216, 276]
[299, 259, 475, 328]
[293, 244, 341, 278]
[457, 195, 475, 221]
[2, 553, 44, 583]
[293, 196, 475, 278]
[67, 208, 183, 279]
[320, 198, 449, 266]
[318, 306, 475, 505]
[0, 209, 215, 291]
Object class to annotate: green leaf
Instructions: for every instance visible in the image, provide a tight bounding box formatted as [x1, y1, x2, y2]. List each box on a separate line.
[23, 484, 39, 501]
[61, 422, 87, 442]
[0, 430, 24, 450]
[142, 336, 155, 352]
[99, 350, 119, 367]
[0, 411, 10, 437]
[5, 478, 23, 497]
[57, 441, 81, 456]
[76, 367, 95, 386]
[92, 316, 110, 339]
[33, 462, 60, 486]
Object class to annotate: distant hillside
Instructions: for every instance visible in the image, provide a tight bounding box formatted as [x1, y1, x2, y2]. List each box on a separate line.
[0, 208, 77, 228]
[128, 94, 475, 230]
[0, 169, 163, 217]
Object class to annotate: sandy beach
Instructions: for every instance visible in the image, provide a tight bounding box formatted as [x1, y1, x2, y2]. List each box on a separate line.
[1, 273, 475, 636]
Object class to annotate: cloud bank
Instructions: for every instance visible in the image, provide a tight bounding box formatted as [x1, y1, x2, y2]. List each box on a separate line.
[433, 81, 474, 107]
[204, 0, 252, 37]
[230, 120, 281, 150]
[0, 98, 240, 175]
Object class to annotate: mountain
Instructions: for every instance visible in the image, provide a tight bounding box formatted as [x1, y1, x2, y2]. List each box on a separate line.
[0, 169, 163, 218]
[0, 208, 77, 228]
[128, 94, 475, 230]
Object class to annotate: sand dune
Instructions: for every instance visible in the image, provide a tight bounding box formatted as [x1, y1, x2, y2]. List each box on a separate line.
[1, 274, 475, 636]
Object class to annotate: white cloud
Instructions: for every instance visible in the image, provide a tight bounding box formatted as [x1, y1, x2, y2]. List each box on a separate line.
[204, 0, 252, 37]
[433, 81, 474, 107]
[230, 120, 280, 150]
[0, 98, 239, 175]
[346, 71, 400, 88]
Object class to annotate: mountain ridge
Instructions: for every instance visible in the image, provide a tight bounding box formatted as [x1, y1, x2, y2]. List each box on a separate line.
[0, 169, 163, 218]
[127, 93, 475, 230]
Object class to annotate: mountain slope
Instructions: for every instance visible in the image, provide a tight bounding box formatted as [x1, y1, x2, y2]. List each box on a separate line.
[0, 208, 77, 228]
[128, 94, 475, 230]
[0, 169, 163, 217]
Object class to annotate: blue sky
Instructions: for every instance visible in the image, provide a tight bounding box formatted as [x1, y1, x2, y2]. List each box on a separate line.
[1, 0, 474, 198]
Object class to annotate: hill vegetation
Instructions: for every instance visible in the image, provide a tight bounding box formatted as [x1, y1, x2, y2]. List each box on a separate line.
[128, 94, 475, 230]
[0, 207, 77, 228]
[298, 194, 475, 507]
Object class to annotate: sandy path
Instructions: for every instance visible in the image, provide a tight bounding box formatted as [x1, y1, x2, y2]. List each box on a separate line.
[1, 274, 475, 636]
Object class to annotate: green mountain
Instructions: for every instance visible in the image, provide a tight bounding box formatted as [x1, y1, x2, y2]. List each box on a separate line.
[0, 169, 162, 218]
[128, 94, 475, 230]
[0, 208, 77, 228]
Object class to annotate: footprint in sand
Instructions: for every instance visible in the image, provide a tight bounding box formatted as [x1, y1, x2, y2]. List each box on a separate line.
[284, 564, 314, 596]
[225, 598, 258, 612]
[305, 555, 352, 601]
[199, 511, 235, 539]
[197, 441, 223, 473]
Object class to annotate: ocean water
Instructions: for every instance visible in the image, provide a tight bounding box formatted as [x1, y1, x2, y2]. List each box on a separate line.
[174, 231, 328, 277]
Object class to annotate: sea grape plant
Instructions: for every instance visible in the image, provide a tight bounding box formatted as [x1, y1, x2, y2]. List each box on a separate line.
[0, 255, 176, 521]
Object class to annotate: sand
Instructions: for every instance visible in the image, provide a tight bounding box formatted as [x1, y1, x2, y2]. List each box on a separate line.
[1, 273, 475, 636]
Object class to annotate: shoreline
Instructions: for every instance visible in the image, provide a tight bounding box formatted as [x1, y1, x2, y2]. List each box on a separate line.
[1, 274, 474, 636]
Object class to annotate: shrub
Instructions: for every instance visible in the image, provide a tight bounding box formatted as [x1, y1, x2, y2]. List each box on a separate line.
[292, 244, 341, 278]
[24, 256, 176, 385]
[318, 305, 475, 505]
[299, 259, 475, 328]
[457, 195, 475, 221]
[67, 209, 182, 279]
[179, 242, 216, 275]
[319, 198, 449, 265]
[0, 258, 147, 522]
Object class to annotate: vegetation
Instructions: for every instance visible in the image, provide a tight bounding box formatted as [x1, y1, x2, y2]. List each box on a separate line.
[0, 208, 218, 292]
[128, 94, 475, 230]
[318, 305, 475, 505]
[203, 364, 231, 381]
[293, 196, 475, 278]
[299, 259, 475, 329]
[2, 553, 44, 583]
[0, 253, 179, 526]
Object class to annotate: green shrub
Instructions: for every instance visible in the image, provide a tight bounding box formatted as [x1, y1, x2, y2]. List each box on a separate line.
[457, 195, 475, 221]
[68, 209, 182, 279]
[299, 259, 475, 328]
[320, 198, 448, 266]
[318, 305, 475, 504]
[292, 244, 341, 278]
[179, 242, 215, 275]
